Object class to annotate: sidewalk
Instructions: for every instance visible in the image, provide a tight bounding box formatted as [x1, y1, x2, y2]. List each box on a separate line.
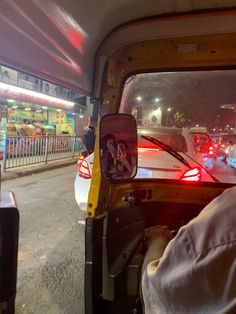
[1, 158, 77, 181]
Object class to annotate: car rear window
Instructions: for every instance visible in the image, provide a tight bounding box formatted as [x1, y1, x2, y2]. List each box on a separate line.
[190, 132, 212, 148]
[138, 131, 187, 152]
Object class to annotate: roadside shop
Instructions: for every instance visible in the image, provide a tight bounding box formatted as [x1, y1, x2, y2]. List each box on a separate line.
[0, 64, 92, 137]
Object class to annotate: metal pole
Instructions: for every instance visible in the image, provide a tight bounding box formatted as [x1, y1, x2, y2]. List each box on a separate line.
[3, 133, 7, 172]
[45, 134, 48, 164]
[234, 110, 236, 134]
[72, 136, 76, 159]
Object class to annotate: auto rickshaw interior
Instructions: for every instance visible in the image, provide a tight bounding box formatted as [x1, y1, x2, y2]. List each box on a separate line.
[85, 11, 236, 314]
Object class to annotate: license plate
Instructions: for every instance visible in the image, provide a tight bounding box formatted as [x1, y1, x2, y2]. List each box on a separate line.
[136, 168, 152, 178]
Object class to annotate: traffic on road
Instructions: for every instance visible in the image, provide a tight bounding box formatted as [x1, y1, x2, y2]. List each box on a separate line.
[75, 126, 236, 211]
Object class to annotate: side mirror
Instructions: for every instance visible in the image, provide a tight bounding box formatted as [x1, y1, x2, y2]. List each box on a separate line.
[0, 191, 19, 313]
[100, 114, 137, 180]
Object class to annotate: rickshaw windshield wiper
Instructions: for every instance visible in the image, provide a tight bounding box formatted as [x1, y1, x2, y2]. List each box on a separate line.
[141, 135, 191, 169]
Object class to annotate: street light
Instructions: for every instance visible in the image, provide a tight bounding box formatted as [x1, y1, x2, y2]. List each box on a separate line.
[136, 96, 142, 101]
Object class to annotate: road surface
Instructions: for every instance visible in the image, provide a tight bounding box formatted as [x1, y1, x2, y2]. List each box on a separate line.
[2, 165, 85, 314]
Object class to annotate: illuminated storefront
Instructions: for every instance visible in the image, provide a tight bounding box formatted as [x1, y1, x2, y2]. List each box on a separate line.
[0, 65, 92, 136]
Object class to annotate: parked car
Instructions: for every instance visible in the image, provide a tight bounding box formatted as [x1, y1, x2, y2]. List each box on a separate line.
[74, 126, 213, 210]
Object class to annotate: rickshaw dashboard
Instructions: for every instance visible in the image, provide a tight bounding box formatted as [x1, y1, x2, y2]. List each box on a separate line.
[98, 179, 233, 307]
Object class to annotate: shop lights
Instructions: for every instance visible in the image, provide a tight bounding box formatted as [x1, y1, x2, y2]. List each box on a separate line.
[25, 108, 31, 111]
[12, 105, 18, 109]
[56, 109, 62, 112]
[42, 106, 48, 109]
[79, 115, 84, 118]
[0, 82, 75, 107]
[7, 99, 15, 103]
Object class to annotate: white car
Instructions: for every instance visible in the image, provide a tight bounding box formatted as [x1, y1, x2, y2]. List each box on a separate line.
[74, 127, 213, 210]
[227, 144, 236, 168]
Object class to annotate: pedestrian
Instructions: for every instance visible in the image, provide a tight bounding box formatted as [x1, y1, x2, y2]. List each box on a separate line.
[82, 125, 96, 154]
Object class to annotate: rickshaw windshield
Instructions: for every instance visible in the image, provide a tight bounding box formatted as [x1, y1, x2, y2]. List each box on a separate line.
[119, 71, 236, 184]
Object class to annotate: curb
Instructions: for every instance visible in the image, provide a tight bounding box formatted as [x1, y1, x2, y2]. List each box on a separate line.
[1, 160, 77, 181]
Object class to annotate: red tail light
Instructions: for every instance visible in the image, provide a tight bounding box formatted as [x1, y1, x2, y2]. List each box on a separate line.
[78, 159, 91, 178]
[78, 154, 85, 165]
[180, 167, 201, 181]
[208, 145, 214, 156]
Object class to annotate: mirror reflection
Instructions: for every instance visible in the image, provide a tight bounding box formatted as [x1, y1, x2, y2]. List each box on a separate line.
[100, 114, 137, 180]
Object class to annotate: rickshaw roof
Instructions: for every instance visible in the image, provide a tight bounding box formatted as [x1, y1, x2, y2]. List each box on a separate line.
[0, 1, 236, 96]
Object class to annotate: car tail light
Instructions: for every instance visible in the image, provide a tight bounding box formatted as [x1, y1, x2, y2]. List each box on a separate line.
[208, 145, 214, 156]
[180, 167, 201, 181]
[78, 155, 85, 165]
[78, 159, 91, 178]
[77, 151, 89, 164]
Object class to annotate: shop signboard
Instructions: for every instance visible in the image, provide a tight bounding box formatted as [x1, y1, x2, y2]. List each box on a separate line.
[42, 81, 80, 102]
[0, 66, 18, 85]
[0, 64, 85, 107]
[58, 86, 68, 100]
[17, 72, 41, 92]
[42, 81, 59, 98]
[0, 88, 74, 110]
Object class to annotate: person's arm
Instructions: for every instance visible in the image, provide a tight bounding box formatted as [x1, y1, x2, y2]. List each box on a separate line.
[117, 151, 133, 173]
[142, 225, 173, 273]
[123, 156, 133, 173]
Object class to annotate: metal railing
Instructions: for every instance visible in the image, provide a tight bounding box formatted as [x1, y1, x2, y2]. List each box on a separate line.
[2, 135, 83, 170]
